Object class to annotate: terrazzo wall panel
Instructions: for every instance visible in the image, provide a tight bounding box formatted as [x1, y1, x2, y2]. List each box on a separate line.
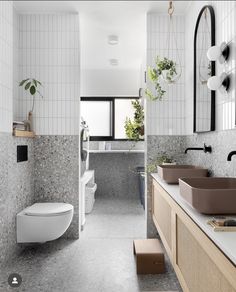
[0, 134, 34, 264]
[34, 135, 79, 239]
[146, 135, 186, 237]
[89, 153, 144, 200]
[184, 130, 236, 177]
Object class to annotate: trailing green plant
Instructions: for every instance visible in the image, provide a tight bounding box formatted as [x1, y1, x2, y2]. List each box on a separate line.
[124, 99, 144, 141]
[145, 56, 177, 101]
[19, 78, 43, 112]
[147, 153, 174, 173]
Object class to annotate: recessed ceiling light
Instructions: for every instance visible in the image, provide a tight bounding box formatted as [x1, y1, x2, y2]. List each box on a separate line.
[109, 59, 118, 66]
[108, 35, 119, 45]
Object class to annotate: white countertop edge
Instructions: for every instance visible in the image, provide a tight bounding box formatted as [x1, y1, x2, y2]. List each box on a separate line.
[151, 173, 236, 266]
[89, 150, 144, 153]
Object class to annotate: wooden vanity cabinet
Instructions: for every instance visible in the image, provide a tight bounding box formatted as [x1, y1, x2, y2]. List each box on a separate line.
[152, 179, 236, 292]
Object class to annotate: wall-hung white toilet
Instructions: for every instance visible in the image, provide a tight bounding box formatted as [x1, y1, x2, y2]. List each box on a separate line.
[17, 203, 74, 243]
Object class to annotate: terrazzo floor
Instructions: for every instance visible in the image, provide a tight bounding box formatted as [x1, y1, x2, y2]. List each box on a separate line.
[0, 198, 181, 292]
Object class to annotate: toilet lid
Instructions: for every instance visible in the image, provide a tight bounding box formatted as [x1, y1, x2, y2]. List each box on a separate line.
[24, 203, 73, 216]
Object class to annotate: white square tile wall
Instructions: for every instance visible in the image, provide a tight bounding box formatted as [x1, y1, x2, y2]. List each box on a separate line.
[0, 1, 14, 133]
[146, 14, 186, 135]
[18, 14, 80, 135]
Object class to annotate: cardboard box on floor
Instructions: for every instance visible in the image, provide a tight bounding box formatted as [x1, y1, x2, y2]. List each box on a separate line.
[133, 239, 165, 274]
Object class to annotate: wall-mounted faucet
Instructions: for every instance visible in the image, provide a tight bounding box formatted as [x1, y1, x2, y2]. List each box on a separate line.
[227, 151, 236, 161]
[185, 143, 212, 154]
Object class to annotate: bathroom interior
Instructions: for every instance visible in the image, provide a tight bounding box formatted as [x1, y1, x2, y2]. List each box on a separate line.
[0, 0, 236, 291]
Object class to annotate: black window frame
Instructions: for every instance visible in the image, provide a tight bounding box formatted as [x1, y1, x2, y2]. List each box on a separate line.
[81, 96, 142, 141]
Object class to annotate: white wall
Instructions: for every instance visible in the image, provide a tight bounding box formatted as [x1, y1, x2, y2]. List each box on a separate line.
[17, 14, 80, 135]
[185, 1, 236, 134]
[79, 4, 146, 98]
[146, 14, 186, 135]
[81, 69, 141, 97]
[0, 1, 14, 133]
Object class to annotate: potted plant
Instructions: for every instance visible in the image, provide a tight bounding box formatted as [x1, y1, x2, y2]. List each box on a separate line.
[19, 78, 43, 131]
[147, 153, 176, 173]
[124, 99, 144, 141]
[145, 56, 177, 101]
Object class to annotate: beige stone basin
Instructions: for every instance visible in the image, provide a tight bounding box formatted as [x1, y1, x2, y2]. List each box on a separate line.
[179, 177, 236, 214]
[157, 165, 208, 184]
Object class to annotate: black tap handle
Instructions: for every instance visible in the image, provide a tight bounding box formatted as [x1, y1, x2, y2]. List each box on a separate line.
[203, 144, 212, 153]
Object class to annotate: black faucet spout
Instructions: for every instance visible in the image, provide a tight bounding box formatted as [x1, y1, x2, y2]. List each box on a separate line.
[185, 143, 212, 154]
[185, 147, 203, 153]
[227, 151, 236, 161]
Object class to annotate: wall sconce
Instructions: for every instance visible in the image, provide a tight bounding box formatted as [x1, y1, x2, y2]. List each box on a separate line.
[207, 42, 230, 63]
[207, 72, 230, 93]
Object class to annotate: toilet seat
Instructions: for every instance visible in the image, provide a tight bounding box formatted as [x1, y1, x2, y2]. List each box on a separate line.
[24, 203, 73, 216]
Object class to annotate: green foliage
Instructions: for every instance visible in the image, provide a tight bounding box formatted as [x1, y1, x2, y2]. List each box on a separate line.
[19, 78, 42, 96]
[145, 56, 177, 101]
[19, 78, 43, 97]
[146, 153, 173, 173]
[124, 100, 144, 141]
[19, 78, 43, 112]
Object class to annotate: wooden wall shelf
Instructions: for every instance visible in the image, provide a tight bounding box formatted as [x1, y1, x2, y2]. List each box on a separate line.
[13, 129, 35, 138]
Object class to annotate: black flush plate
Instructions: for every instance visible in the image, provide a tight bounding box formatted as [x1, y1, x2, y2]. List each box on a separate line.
[17, 145, 28, 162]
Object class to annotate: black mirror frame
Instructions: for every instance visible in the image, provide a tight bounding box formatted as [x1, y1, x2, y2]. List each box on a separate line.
[193, 5, 216, 133]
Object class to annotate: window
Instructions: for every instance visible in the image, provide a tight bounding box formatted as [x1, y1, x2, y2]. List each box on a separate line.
[81, 97, 139, 140]
[81, 100, 112, 137]
[114, 99, 136, 139]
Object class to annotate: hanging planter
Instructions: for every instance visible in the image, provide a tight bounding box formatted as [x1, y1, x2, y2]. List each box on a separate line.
[145, 57, 177, 101]
[162, 1, 182, 84]
[145, 1, 182, 101]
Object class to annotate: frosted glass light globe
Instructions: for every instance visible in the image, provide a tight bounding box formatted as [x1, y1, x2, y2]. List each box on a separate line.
[207, 73, 230, 92]
[207, 76, 221, 90]
[207, 42, 229, 63]
[207, 45, 221, 61]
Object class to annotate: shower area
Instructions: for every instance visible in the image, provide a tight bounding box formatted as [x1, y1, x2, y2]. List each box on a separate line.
[79, 98, 145, 239]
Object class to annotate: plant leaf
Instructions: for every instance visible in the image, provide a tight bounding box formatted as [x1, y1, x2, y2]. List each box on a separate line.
[30, 85, 36, 95]
[32, 79, 37, 87]
[25, 81, 31, 90]
[19, 78, 29, 86]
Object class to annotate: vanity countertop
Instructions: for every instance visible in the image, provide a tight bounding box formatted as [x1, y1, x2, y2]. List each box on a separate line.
[151, 173, 236, 266]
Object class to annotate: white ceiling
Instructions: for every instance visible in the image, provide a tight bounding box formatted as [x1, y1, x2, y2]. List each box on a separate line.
[13, 1, 191, 70]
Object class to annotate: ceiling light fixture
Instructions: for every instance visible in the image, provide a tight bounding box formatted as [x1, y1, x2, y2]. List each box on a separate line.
[109, 59, 118, 66]
[108, 35, 119, 45]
